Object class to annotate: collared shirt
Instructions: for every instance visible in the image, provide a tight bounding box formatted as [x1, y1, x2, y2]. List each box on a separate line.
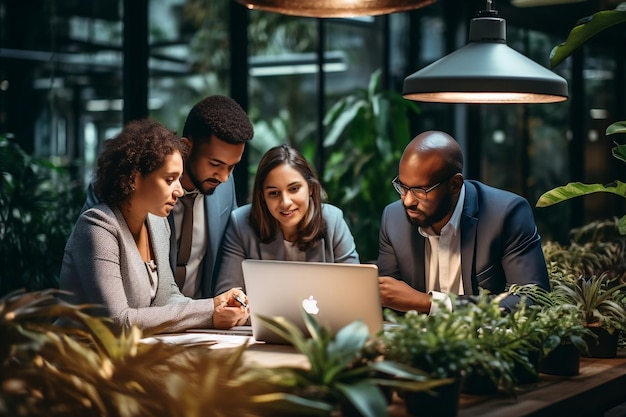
[173, 190, 207, 298]
[418, 184, 465, 314]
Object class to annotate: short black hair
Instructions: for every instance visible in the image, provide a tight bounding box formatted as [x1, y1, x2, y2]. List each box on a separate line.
[182, 95, 254, 145]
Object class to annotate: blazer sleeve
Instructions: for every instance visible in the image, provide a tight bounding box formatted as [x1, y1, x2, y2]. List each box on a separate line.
[498, 196, 551, 311]
[376, 203, 401, 278]
[60, 208, 216, 333]
[324, 204, 360, 264]
[214, 210, 248, 295]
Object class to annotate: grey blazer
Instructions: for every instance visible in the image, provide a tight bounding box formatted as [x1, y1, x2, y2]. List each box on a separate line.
[60, 204, 216, 332]
[376, 180, 550, 311]
[214, 203, 360, 295]
[83, 176, 237, 298]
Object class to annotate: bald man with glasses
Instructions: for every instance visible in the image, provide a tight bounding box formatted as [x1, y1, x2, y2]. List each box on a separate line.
[377, 130, 550, 314]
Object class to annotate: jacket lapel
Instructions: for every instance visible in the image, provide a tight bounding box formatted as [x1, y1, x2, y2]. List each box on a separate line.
[460, 181, 479, 295]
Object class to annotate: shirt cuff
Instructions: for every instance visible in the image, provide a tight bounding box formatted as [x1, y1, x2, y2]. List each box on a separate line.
[428, 291, 453, 315]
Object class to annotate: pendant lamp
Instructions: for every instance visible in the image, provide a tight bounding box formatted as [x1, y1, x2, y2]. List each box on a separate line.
[402, 1, 568, 103]
[233, 0, 438, 18]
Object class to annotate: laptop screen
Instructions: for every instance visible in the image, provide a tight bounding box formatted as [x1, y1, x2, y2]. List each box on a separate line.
[242, 259, 383, 344]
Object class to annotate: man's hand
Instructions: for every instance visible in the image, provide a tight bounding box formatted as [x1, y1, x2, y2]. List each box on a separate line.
[213, 288, 250, 329]
[378, 276, 431, 313]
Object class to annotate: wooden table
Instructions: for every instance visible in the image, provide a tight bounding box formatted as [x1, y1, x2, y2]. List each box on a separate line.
[243, 342, 626, 417]
[454, 353, 626, 417]
[155, 334, 626, 417]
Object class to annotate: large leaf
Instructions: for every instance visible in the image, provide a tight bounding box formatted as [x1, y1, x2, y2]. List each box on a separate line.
[550, 5, 626, 68]
[335, 380, 388, 417]
[536, 181, 626, 207]
[606, 121, 626, 136]
[249, 392, 334, 416]
[611, 143, 626, 164]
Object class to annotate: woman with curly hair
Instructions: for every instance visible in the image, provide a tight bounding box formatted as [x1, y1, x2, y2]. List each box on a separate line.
[215, 144, 359, 295]
[59, 119, 249, 332]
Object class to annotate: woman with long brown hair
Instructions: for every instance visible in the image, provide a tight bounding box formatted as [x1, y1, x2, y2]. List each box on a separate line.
[215, 144, 359, 295]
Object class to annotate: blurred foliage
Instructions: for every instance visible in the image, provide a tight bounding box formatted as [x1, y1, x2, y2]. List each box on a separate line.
[0, 289, 327, 417]
[0, 289, 440, 417]
[0, 138, 84, 296]
[542, 218, 626, 283]
[321, 70, 419, 262]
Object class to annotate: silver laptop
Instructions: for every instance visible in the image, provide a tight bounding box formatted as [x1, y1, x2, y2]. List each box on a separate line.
[242, 259, 383, 344]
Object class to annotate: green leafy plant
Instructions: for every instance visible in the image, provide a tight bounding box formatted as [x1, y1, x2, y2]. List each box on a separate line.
[0, 289, 297, 417]
[252, 307, 441, 417]
[322, 69, 420, 261]
[552, 274, 626, 334]
[0, 137, 84, 296]
[508, 283, 593, 357]
[536, 5, 626, 235]
[382, 291, 538, 396]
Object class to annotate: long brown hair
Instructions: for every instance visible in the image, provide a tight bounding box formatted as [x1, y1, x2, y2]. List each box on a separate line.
[249, 144, 326, 251]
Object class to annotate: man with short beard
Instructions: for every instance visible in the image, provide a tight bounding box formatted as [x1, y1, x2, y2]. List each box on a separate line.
[376, 130, 549, 314]
[82, 95, 254, 299]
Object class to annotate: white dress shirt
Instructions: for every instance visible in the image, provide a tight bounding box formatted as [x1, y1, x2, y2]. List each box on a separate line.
[418, 185, 465, 314]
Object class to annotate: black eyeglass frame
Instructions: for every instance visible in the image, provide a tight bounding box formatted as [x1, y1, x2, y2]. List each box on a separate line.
[391, 173, 457, 201]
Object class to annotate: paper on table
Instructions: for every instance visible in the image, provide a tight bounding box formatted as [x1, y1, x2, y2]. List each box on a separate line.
[142, 332, 256, 348]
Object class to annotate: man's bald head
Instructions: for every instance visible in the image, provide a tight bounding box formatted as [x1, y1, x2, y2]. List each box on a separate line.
[402, 131, 463, 175]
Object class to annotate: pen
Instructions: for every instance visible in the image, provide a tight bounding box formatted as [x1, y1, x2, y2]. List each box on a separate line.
[234, 294, 248, 308]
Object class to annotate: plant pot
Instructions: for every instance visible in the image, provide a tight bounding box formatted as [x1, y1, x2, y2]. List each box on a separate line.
[539, 343, 580, 376]
[404, 377, 462, 417]
[513, 350, 540, 385]
[461, 369, 498, 396]
[583, 326, 619, 358]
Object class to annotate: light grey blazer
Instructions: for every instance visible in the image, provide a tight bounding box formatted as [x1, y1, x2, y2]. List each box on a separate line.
[214, 203, 360, 295]
[59, 203, 215, 332]
[376, 180, 550, 311]
[83, 176, 238, 298]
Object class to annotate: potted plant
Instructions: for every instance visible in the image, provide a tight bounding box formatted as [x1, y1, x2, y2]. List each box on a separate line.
[508, 282, 593, 376]
[381, 291, 534, 416]
[551, 273, 626, 358]
[250, 307, 444, 417]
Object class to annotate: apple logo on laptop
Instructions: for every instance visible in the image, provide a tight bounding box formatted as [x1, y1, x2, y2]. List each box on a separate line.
[302, 295, 319, 315]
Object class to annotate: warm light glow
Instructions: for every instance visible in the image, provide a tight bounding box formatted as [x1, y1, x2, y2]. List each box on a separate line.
[403, 91, 568, 104]
[233, 0, 438, 18]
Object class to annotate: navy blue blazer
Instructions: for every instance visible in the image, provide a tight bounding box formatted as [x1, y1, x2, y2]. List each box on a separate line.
[376, 180, 550, 311]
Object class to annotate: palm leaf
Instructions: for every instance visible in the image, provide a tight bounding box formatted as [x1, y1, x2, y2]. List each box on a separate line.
[606, 121, 626, 136]
[536, 181, 626, 207]
[550, 6, 626, 68]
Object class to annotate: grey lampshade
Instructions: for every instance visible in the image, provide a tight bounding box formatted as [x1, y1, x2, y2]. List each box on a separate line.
[403, 14, 569, 103]
[233, 0, 438, 18]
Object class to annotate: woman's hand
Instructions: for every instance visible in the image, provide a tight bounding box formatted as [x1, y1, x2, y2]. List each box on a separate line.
[212, 288, 250, 329]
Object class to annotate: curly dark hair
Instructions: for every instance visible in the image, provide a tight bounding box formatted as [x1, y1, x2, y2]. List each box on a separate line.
[182, 95, 254, 145]
[249, 144, 326, 251]
[94, 119, 188, 206]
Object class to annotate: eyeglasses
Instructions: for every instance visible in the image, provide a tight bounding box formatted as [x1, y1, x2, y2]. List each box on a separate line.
[391, 174, 455, 201]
